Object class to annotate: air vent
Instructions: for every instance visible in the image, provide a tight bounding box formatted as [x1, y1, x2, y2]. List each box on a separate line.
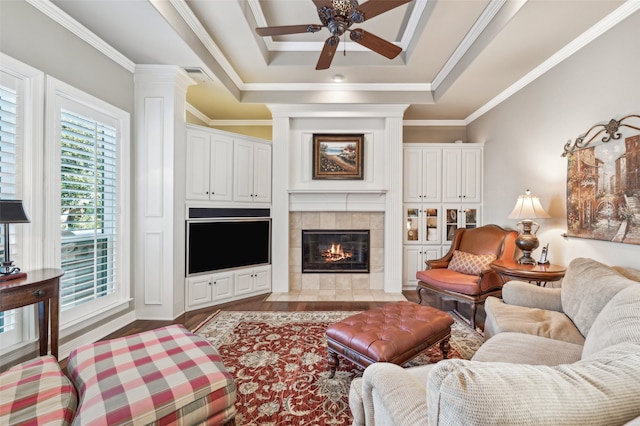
[183, 67, 212, 83]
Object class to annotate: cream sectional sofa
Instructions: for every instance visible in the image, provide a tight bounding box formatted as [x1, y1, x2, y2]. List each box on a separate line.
[349, 258, 640, 425]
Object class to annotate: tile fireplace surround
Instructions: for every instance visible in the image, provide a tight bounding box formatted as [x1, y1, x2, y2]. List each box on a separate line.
[266, 211, 405, 302]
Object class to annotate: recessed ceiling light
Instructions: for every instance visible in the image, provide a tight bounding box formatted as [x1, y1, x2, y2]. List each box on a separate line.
[332, 74, 344, 82]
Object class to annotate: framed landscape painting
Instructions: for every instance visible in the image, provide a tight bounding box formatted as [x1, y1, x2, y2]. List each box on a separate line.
[312, 134, 364, 180]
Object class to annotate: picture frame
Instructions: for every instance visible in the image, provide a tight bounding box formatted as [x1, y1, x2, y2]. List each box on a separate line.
[312, 134, 364, 180]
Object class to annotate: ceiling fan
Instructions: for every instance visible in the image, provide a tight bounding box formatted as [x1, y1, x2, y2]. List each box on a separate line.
[256, 0, 412, 70]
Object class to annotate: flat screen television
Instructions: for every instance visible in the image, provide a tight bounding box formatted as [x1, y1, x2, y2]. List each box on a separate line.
[187, 219, 271, 275]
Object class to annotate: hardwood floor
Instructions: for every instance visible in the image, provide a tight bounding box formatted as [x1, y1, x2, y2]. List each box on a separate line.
[100, 290, 484, 340]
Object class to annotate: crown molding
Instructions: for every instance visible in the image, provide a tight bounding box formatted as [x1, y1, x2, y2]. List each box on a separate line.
[465, 0, 640, 124]
[403, 120, 466, 126]
[242, 82, 431, 92]
[25, 0, 135, 73]
[431, 0, 508, 91]
[168, 0, 243, 88]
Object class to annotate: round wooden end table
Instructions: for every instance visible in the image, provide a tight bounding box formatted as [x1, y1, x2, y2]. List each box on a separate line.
[490, 260, 566, 287]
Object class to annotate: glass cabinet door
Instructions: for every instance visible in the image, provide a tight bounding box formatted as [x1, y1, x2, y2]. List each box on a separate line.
[445, 207, 459, 243]
[464, 207, 478, 229]
[424, 207, 440, 244]
[405, 207, 420, 243]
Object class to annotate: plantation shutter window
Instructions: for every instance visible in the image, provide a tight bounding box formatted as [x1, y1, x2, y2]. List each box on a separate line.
[0, 83, 18, 339]
[47, 76, 129, 331]
[59, 109, 118, 312]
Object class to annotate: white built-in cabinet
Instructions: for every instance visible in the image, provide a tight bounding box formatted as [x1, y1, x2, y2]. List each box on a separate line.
[186, 124, 271, 204]
[402, 143, 483, 288]
[185, 263, 272, 311]
[186, 127, 234, 201]
[185, 124, 272, 311]
[233, 139, 272, 203]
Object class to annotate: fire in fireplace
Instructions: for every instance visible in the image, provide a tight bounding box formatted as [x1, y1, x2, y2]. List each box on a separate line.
[302, 230, 370, 273]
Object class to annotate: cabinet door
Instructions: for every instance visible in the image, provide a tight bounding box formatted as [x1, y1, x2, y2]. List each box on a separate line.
[442, 148, 462, 203]
[403, 246, 424, 288]
[404, 205, 422, 244]
[252, 143, 272, 203]
[403, 147, 423, 202]
[461, 205, 481, 229]
[186, 275, 212, 307]
[444, 205, 460, 244]
[421, 149, 441, 202]
[460, 148, 482, 203]
[233, 140, 254, 202]
[423, 206, 441, 244]
[211, 272, 233, 300]
[209, 135, 233, 201]
[234, 269, 253, 295]
[253, 266, 271, 291]
[186, 131, 211, 200]
[403, 246, 441, 288]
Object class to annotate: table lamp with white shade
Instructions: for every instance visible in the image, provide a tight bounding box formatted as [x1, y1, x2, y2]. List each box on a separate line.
[508, 190, 551, 265]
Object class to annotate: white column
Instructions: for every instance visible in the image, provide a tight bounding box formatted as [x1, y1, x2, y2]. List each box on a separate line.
[133, 65, 194, 319]
[269, 109, 290, 292]
[384, 115, 405, 293]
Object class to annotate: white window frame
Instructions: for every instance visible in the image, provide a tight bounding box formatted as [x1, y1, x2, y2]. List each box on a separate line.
[0, 53, 43, 355]
[44, 76, 130, 332]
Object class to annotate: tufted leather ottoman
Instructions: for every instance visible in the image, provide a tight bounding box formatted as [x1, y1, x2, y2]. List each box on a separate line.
[326, 301, 454, 377]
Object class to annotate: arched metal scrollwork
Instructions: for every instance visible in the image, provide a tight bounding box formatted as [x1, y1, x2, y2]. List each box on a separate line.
[562, 114, 640, 157]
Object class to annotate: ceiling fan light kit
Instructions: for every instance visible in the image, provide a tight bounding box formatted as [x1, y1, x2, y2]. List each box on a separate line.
[256, 0, 412, 70]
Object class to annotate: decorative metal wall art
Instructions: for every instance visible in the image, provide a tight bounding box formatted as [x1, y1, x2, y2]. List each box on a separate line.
[562, 114, 640, 157]
[564, 114, 640, 245]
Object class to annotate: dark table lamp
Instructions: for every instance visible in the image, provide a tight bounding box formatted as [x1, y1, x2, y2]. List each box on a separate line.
[508, 190, 551, 265]
[0, 199, 30, 277]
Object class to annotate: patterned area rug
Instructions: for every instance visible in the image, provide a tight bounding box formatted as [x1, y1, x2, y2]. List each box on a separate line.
[193, 310, 483, 426]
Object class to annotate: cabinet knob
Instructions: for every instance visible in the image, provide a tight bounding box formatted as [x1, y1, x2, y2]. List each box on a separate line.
[206, 191, 209, 194]
[209, 282, 212, 285]
[33, 289, 45, 297]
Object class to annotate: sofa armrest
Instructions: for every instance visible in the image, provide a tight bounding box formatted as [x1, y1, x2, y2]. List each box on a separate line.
[357, 363, 428, 425]
[502, 281, 563, 312]
[428, 345, 640, 425]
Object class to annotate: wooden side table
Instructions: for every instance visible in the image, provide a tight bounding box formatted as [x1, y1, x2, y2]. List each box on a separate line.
[490, 260, 566, 287]
[0, 269, 64, 359]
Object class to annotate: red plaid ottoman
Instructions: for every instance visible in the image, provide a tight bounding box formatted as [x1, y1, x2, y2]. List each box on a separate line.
[67, 325, 236, 425]
[0, 355, 77, 425]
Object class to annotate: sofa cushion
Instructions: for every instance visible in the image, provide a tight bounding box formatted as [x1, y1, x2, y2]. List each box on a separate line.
[583, 284, 640, 359]
[561, 258, 637, 337]
[483, 296, 585, 344]
[472, 332, 583, 365]
[427, 343, 640, 426]
[0, 355, 77, 426]
[447, 250, 497, 275]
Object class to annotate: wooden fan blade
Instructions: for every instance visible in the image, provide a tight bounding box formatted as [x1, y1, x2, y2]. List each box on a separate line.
[356, 0, 413, 21]
[256, 24, 322, 37]
[349, 29, 402, 59]
[316, 36, 340, 70]
[312, 0, 333, 9]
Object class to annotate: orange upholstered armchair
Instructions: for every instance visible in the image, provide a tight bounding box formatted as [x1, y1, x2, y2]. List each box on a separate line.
[416, 224, 518, 328]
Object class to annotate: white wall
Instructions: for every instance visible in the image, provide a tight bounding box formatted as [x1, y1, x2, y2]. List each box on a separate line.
[468, 10, 640, 268]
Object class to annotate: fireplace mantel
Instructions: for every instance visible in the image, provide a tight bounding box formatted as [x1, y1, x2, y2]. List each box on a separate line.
[288, 189, 387, 212]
